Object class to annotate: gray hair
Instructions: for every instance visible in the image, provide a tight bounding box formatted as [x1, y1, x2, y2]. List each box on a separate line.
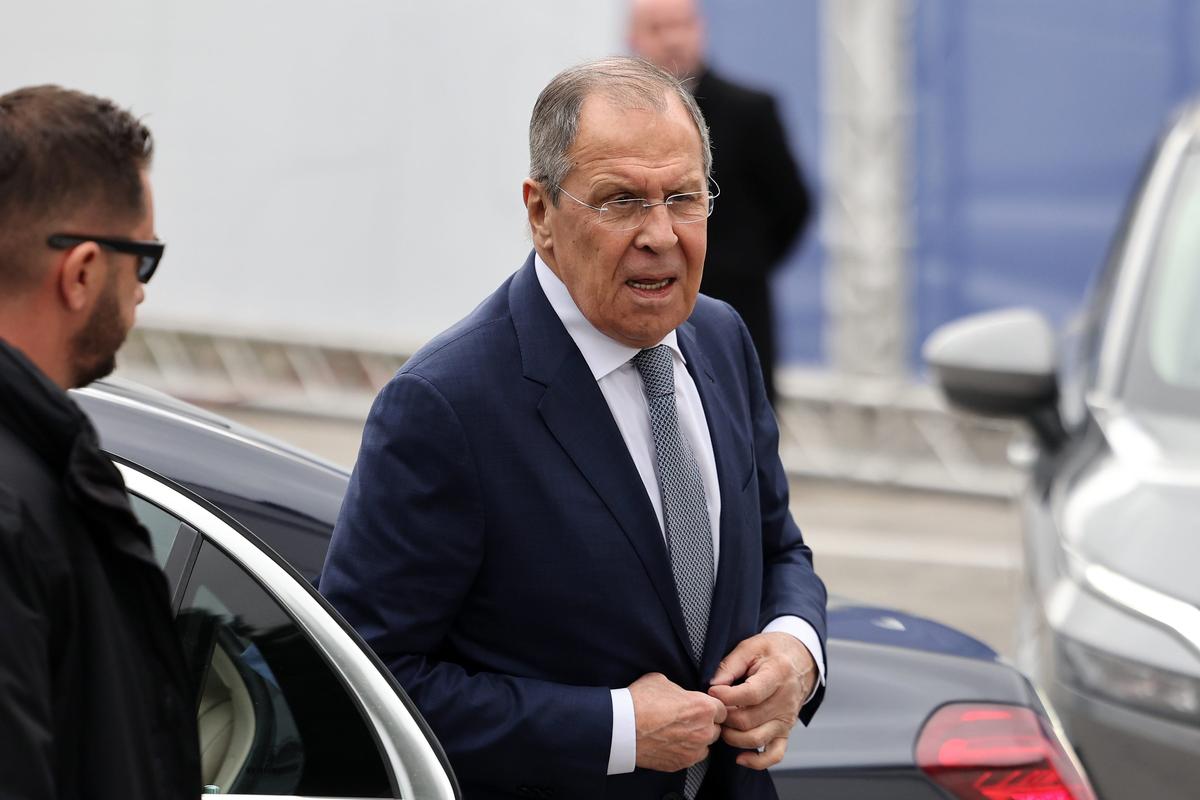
[529, 57, 712, 204]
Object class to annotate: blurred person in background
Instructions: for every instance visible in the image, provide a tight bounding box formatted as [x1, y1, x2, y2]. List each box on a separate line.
[322, 57, 826, 800]
[0, 85, 199, 800]
[629, 0, 813, 406]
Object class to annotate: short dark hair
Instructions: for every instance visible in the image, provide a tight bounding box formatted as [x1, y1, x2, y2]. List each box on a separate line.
[0, 85, 153, 290]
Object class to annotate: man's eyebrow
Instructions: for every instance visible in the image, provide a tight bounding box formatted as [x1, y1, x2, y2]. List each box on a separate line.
[589, 177, 639, 196]
[670, 180, 706, 193]
[589, 174, 705, 197]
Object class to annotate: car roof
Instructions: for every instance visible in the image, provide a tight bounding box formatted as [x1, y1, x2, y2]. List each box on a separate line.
[75, 379, 348, 583]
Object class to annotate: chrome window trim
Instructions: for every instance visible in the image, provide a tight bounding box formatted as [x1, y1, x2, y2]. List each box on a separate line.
[1094, 115, 1197, 401]
[116, 462, 455, 800]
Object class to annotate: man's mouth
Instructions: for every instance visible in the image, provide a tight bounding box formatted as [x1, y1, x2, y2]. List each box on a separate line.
[627, 277, 675, 291]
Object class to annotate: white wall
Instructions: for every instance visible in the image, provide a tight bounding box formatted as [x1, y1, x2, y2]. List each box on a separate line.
[1, 1, 624, 351]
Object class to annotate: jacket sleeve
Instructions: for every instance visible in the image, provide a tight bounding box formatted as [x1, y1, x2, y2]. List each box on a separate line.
[0, 489, 57, 799]
[748, 95, 812, 268]
[735, 309, 829, 723]
[319, 372, 612, 798]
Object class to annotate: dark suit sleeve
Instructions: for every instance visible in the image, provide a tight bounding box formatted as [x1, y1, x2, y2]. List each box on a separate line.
[320, 372, 612, 795]
[0, 491, 58, 800]
[735, 308, 828, 723]
[748, 96, 812, 268]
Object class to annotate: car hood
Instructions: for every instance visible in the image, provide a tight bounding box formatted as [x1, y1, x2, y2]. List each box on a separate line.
[1062, 407, 1200, 606]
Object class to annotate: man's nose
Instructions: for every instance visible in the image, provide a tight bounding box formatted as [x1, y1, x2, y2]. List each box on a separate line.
[634, 203, 679, 252]
[135, 284, 146, 305]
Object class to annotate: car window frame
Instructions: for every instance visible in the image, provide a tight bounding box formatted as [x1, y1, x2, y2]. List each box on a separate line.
[127, 491, 203, 613]
[113, 459, 459, 800]
[1093, 110, 1198, 407]
[1119, 141, 1200, 415]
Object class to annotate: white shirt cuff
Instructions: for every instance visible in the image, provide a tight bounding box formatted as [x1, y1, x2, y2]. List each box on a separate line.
[764, 615, 826, 704]
[608, 687, 637, 775]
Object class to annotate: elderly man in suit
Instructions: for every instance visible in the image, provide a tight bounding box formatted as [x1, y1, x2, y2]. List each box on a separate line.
[629, 0, 814, 406]
[321, 57, 827, 800]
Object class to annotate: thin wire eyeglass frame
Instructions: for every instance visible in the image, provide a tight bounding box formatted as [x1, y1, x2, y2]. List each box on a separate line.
[555, 178, 721, 231]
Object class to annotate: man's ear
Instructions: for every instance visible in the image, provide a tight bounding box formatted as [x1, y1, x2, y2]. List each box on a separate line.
[523, 178, 554, 251]
[56, 242, 105, 313]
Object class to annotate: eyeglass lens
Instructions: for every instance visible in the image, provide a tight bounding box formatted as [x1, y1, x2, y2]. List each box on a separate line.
[136, 254, 162, 283]
[601, 193, 711, 230]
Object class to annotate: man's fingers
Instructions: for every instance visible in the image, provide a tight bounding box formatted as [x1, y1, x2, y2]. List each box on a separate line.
[710, 640, 758, 686]
[632, 679, 736, 773]
[720, 716, 794, 750]
[708, 658, 784, 707]
[708, 695, 729, 725]
[722, 700, 775, 733]
[735, 737, 788, 770]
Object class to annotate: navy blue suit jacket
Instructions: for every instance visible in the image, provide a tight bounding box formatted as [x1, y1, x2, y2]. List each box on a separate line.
[321, 256, 827, 800]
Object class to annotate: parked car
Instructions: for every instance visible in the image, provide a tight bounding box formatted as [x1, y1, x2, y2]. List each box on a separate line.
[75, 377, 1095, 800]
[924, 100, 1200, 800]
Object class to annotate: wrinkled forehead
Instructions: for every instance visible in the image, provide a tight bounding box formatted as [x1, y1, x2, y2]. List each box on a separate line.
[570, 91, 704, 171]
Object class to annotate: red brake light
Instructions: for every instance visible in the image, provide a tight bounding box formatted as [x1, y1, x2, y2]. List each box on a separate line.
[916, 703, 1096, 800]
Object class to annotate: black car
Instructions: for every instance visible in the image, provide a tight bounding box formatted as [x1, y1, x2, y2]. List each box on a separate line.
[924, 100, 1200, 800]
[76, 378, 1095, 799]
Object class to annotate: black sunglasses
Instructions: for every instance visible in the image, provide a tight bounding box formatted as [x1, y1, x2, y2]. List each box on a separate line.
[47, 233, 165, 283]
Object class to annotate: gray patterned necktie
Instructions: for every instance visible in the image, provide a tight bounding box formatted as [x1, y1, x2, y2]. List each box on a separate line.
[632, 345, 714, 800]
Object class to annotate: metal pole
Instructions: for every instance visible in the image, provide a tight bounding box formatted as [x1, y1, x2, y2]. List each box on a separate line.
[822, 0, 912, 377]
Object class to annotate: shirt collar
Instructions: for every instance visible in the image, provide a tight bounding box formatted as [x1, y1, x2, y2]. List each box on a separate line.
[533, 253, 685, 381]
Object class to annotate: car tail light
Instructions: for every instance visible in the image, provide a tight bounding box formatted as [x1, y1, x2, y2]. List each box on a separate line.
[916, 703, 1096, 800]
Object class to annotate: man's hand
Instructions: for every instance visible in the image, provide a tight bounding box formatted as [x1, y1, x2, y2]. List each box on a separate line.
[707, 632, 816, 770]
[629, 672, 728, 773]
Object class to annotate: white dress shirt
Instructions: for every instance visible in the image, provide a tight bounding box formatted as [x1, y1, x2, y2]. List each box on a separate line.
[534, 256, 824, 775]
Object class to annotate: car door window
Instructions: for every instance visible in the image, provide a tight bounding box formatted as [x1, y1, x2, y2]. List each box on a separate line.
[127, 493, 201, 610]
[178, 541, 393, 797]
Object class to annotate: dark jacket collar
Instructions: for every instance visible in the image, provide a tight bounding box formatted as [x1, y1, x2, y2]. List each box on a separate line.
[0, 338, 90, 473]
[0, 338, 158, 568]
[508, 253, 578, 387]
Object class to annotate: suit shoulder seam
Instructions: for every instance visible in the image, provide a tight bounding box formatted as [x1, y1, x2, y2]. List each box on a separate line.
[402, 314, 511, 373]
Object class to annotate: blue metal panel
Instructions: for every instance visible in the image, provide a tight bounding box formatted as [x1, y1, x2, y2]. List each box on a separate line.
[912, 0, 1200, 370]
[701, 0, 823, 364]
[705, 0, 1200, 371]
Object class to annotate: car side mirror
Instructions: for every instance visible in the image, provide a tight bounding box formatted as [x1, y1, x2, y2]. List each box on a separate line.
[923, 308, 1067, 450]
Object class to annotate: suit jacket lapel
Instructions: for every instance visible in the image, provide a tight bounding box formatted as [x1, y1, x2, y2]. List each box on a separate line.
[509, 258, 695, 662]
[677, 322, 743, 680]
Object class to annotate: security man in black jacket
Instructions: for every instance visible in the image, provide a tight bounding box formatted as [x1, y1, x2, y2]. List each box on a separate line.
[0, 85, 199, 800]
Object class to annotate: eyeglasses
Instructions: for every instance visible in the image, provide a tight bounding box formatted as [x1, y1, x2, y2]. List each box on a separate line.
[46, 233, 165, 283]
[556, 179, 720, 231]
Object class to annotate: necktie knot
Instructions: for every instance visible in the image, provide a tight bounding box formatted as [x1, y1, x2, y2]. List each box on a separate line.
[632, 345, 675, 398]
